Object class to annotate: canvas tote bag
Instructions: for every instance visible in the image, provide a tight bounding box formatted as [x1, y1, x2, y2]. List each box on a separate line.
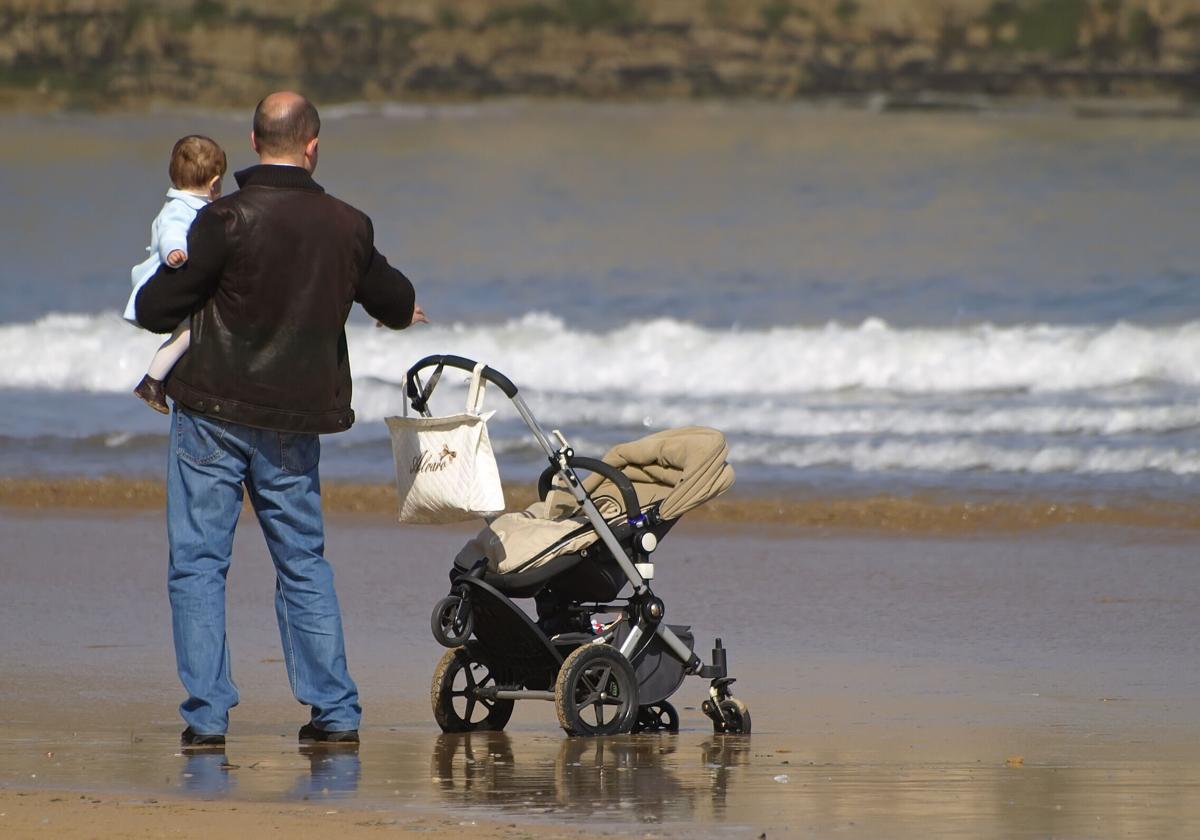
[386, 363, 506, 524]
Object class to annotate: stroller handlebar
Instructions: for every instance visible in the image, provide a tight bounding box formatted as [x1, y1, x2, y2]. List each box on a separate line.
[405, 354, 519, 403]
[538, 456, 642, 525]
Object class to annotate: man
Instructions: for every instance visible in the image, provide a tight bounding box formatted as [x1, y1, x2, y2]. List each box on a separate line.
[137, 91, 425, 749]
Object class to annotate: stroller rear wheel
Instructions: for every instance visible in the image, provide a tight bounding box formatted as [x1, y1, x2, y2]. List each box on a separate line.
[431, 644, 515, 733]
[555, 645, 639, 737]
[632, 701, 680, 734]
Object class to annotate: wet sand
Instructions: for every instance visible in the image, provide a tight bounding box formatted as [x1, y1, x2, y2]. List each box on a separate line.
[3, 504, 1200, 837]
[4, 476, 1200, 532]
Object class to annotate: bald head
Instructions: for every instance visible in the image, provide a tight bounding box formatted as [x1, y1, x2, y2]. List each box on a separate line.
[252, 92, 321, 161]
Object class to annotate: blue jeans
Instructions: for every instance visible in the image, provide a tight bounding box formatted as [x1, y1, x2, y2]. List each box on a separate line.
[167, 406, 360, 735]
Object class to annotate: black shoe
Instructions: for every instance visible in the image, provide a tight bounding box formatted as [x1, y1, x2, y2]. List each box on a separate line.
[181, 727, 225, 749]
[298, 722, 359, 745]
[133, 375, 169, 414]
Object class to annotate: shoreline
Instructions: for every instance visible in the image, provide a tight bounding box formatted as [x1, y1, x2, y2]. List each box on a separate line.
[2, 475, 1198, 533]
[4, 92, 1199, 120]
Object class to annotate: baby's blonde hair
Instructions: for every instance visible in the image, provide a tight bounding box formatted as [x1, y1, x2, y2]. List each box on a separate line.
[169, 135, 227, 191]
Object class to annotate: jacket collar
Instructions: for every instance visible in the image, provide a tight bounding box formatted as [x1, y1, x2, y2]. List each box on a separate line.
[165, 188, 211, 210]
[234, 164, 324, 192]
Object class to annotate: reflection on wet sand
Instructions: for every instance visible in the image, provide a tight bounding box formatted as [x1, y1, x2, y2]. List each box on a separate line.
[289, 746, 362, 800]
[4, 727, 1200, 837]
[180, 750, 235, 798]
[429, 732, 1200, 836]
[430, 732, 748, 823]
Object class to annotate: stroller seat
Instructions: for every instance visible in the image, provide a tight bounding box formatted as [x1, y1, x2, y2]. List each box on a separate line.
[454, 426, 734, 598]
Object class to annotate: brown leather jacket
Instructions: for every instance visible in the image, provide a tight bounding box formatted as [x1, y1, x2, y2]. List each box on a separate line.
[136, 165, 416, 434]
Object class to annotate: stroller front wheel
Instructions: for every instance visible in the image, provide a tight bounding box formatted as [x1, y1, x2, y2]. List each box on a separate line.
[431, 644, 515, 733]
[704, 697, 752, 735]
[431, 594, 473, 647]
[632, 701, 680, 734]
[555, 644, 640, 737]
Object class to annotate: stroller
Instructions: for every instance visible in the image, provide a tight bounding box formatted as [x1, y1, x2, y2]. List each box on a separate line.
[405, 355, 751, 737]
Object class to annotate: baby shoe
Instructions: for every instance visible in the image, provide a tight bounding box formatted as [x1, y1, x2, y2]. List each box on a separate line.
[133, 375, 169, 414]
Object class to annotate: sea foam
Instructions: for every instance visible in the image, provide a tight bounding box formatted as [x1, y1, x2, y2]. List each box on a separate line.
[3, 312, 1197, 479]
[7, 311, 1193, 397]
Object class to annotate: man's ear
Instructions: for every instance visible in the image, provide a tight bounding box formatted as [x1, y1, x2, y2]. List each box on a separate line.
[250, 130, 259, 154]
[303, 136, 319, 173]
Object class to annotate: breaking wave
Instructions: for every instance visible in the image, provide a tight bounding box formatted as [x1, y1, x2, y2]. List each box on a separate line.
[2, 311, 1198, 396]
[2, 311, 1197, 482]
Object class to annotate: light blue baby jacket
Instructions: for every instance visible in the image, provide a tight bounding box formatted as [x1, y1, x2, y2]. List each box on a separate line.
[123, 189, 211, 326]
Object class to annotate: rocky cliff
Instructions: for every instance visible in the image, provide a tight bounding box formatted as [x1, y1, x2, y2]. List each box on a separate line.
[2, 0, 1199, 110]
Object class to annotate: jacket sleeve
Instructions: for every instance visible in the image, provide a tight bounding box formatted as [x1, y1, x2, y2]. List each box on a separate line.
[356, 218, 416, 329]
[156, 200, 196, 261]
[135, 205, 228, 334]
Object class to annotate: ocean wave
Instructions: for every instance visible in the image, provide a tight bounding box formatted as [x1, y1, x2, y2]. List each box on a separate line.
[732, 439, 1200, 476]
[352, 313, 1200, 396]
[351, 385, 1200, 437]
[6, 311, 1198, 398]
[9, 428, 1196, 478]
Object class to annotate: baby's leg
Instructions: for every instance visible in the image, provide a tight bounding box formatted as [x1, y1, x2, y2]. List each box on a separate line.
[148, 322, 191, 380]
[134, 323, 189, 414]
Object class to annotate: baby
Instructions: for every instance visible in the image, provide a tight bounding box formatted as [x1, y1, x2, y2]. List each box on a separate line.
[125, 135, 227, 414]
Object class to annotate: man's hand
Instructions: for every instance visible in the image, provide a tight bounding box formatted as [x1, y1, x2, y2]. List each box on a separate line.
[166, 250, 187, 268]
[375, 303, 427, 329]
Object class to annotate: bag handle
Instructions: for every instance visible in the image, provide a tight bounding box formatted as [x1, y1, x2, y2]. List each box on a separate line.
[405, 362, 444, 418]
[466, 362, 487, 415]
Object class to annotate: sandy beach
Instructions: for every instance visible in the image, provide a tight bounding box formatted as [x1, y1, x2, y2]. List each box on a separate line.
[3, 487, 1200, 838]
[5, 477, 1200, 532]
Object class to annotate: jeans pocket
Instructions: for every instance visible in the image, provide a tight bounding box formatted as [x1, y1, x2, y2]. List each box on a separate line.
[176, 410, 229, 466]
[280, 433, 320, 475]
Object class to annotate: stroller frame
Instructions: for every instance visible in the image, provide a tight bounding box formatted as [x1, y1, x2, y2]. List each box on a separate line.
[407, 354, 749, 736]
